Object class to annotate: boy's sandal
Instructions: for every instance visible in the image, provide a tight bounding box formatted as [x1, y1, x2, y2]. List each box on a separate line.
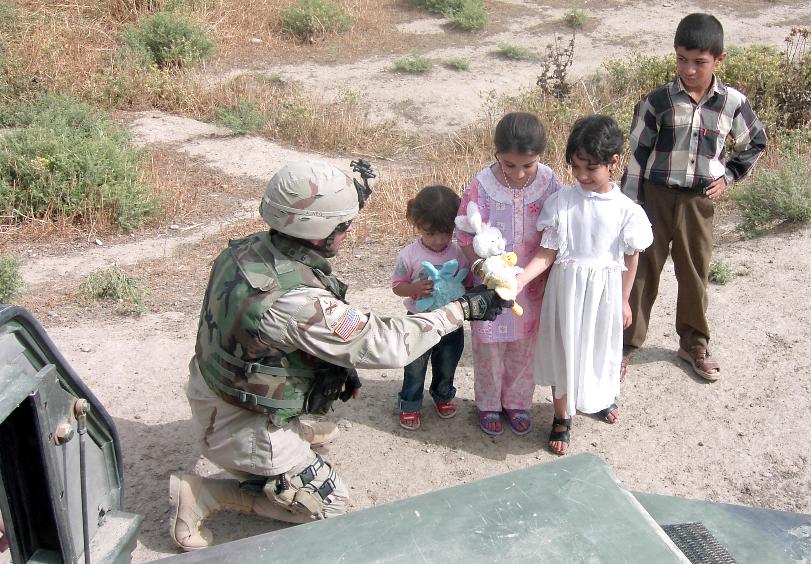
[434, 400, 458, 419]
[399, 412, 421, 430]
[479, 411, 503, 436]
[503, 408, 532, 436]
[677, 346, 721, 381]
[598, 403, 619, 424]
[548, 417, 572, 456]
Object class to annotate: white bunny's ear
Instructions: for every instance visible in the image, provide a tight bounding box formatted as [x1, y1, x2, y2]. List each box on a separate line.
[455, 214, 473, 233]
[466, 201, 483, 234]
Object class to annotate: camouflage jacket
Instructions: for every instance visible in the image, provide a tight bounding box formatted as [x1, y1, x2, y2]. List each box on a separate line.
[195, 231, 463, 427]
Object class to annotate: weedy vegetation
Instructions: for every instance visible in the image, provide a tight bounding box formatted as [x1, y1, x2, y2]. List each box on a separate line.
[410, 0, 488, 31]
[394, 55, 433, 73]
[280, 0, 354, 42]
[445, 58, 471, 71]
[0, 255, 23, 303]
[563, 8, 589, 29]
[80, 265, 146, 314]
[496, 43, 533, 61]
[708, 260, 734, 285]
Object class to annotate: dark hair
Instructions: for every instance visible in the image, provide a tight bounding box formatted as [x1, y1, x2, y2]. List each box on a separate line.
[674, 13, 724, 57]
[493, 112, 547, 156]
[565, 115, 624, 165]
[406, 185, 461, 234]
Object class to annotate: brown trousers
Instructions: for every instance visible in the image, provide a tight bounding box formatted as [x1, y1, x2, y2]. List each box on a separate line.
[624, 181, 715, 352]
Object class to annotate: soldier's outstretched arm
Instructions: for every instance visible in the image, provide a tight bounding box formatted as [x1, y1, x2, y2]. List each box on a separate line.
[265, 288, 465, 369]
[266, 286, 509, 370]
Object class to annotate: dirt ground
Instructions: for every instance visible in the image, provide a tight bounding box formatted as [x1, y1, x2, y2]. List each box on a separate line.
[5, 1, 811, 561]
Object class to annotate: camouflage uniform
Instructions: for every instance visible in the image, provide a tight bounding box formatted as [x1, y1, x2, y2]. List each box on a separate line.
[187, 229, 463, 512]
[170, 160, 485, 552]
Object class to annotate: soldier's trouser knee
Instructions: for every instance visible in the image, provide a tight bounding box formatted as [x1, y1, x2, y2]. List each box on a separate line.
[265, 452, 348, 519]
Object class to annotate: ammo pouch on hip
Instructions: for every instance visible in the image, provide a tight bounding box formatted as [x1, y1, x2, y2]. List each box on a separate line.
[305, 366, 351, 416]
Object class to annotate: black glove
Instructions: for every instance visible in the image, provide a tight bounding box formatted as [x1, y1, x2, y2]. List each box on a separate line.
[457, 285, 513, 321]
[339, 369, 362, 401]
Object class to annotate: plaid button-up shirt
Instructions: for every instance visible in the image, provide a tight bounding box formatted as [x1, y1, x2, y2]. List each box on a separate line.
[622, 75, 767, 202]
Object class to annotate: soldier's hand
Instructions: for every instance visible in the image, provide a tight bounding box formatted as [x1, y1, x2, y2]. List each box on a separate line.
[339, 369, 362, 401]
[457, 285, 513, 321]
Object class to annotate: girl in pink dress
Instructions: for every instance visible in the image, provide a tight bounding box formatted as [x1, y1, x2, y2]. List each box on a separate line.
[456, 112, 563, 435]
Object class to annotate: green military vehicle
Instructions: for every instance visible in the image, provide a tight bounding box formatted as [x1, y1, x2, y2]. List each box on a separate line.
[1, 304, 809, 563]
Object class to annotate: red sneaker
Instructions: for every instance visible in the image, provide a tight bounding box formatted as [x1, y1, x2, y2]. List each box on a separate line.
[399, 412, 420, 430]
[434, 401, 457, 419]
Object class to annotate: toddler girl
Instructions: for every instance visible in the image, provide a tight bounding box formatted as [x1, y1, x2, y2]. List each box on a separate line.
[456, 112, 563, 436]
[391, 185, 470, 430]
[518, 115, 653, 454]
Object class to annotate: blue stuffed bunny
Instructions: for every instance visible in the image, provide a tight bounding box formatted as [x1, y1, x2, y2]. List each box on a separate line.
[415, 259, 468, 312]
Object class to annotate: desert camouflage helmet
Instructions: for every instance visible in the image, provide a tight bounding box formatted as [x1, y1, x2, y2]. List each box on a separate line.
[260, 160, 359, 240]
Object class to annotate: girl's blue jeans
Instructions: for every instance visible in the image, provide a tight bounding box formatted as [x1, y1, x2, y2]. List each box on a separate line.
[398, 326, 463, 413]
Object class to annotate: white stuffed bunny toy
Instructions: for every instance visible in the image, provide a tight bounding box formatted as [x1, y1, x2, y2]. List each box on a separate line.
[455, 201, 524, 316]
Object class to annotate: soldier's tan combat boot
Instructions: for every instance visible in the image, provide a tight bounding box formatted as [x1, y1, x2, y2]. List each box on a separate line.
[299, 419, 339, 446]
[169, 474, 312, 551]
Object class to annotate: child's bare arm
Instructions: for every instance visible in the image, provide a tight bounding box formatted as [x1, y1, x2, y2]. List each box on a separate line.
[622, 252, 640, 329]
[393, 280, 433, 299]
[517, 246, 556, 293]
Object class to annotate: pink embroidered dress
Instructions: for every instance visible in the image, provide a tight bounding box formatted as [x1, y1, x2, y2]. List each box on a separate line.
[456, 164, 563, 342]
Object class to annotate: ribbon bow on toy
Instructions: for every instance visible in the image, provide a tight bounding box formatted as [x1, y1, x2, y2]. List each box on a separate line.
[415, 259, 468, 313]
[455, 201, 524, 317]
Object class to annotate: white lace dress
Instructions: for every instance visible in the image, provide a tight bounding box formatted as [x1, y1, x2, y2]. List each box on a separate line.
[533, 183, 653, 415]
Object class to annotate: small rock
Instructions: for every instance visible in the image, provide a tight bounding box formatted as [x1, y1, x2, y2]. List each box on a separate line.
[425, 449, 432, 453]
[79, 345, 92, 353]
[94, 239, 103, 246]
[249, 37, 263, 44]
[698, 441, 704, 446]
[738, 431, 745, 437]
[544, 395, 553, 403]
[170, 224, 180, 230]
[343, 421, 353, 429]
[134, 414, 141, 420]
[47, 311, 58, 318]
[353, 254, 362, 259]
[590, 441, 597, 447]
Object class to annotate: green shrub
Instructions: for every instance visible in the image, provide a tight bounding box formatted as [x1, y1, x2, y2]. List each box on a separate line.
[80, 265, 145, 312]
[280, 0, 354, 42]
[393, 55, 432, 73]
[0, 2, 18, 31]
[0, 254, 22, 303]
[445, 58, 470, 71]
[563, 8, 588, 29]
[708, 260, 734, 285]
[410, 0, 487, 31]
[497, 43, 533, 61]
[448, 0, 488, 31]
[0, 94, 157, 229]
[124, 11, 214, 68]
[216, 100, 266, 133]
[733, 156, 811, 235]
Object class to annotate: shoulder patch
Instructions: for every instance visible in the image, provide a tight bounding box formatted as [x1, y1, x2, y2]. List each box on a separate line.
[317, 297, 367, 341]
[317, 296, 345, 330]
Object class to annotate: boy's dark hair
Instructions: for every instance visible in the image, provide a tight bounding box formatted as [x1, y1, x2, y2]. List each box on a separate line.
[674, 13, 724, 57]
[406, 185, 460, 234]
[494, 112, 547, 156]
[565, 115, 624, 165]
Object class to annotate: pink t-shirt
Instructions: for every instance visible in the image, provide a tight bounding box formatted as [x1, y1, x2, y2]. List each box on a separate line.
[391, 239, 471, 314]
[456, 163, 563, 343]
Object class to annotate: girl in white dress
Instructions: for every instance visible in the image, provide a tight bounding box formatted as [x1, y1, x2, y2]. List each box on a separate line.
[517, 115, 653, 455]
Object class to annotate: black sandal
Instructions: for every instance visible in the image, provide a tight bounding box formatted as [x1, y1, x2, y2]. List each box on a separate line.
[598, 403, 619, 424]
[548, 416, 572, 456]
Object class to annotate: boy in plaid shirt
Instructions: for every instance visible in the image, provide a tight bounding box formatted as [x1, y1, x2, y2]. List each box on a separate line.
[621, 13, 767, 380]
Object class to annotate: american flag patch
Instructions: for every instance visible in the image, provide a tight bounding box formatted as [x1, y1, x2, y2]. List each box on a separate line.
[333, 308, 364, 341]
